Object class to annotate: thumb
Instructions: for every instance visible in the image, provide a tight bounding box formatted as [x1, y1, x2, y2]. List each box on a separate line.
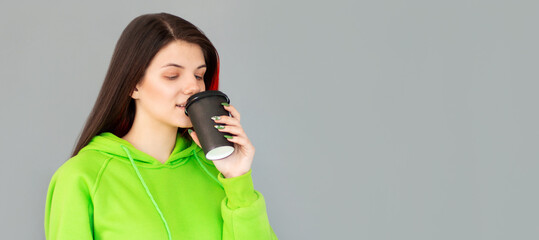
[188, 129, 202, 148]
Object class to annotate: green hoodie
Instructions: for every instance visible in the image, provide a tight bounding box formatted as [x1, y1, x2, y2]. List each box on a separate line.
[45, 132, 277, 239]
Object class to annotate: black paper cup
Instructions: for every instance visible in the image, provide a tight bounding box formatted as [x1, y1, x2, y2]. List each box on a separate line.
[185, 91, 234, 160]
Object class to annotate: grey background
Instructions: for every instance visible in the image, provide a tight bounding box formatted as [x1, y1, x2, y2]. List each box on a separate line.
[1, 0, 538, 239]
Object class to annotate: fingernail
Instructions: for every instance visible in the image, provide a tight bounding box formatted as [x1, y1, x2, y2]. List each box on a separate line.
[221, 102, 230, 107]
[214, 125, 225, 129]
[188, 129, 193, 134]
[211, 116, 221, 121]
[224, 135, 233, 139]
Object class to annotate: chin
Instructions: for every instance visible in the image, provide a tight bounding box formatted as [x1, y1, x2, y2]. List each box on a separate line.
[173, 116, 193, 128]
[176, 121, 193, 129]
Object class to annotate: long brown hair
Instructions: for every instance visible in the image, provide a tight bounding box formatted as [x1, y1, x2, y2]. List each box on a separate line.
[71, 13, 220, 157]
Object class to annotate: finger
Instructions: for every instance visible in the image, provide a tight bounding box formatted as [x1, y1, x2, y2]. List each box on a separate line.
[223, 104, 241, 122]
[212, 115, 241, 127]
[214, 125, 246, 137]
[188, 129, 202, 148]
[225, 135, 253, 149]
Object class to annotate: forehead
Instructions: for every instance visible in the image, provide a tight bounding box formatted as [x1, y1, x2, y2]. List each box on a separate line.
[149, 40, 205, 68]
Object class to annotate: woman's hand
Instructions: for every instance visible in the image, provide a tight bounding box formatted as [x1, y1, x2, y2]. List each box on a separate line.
[188, 104, 254, 178]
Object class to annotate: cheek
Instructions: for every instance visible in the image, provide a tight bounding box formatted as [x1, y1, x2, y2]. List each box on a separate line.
[200, 81, 206, 92]
[142, 80, 176, 103]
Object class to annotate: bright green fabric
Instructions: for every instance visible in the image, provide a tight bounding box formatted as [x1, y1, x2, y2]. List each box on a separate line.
[45, 132, 277, 239]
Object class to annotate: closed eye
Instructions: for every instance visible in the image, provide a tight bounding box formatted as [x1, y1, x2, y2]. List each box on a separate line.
[166, 75, 178, 80]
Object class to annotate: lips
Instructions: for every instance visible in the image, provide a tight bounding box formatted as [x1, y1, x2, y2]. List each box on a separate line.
[176, 102, 187, 108]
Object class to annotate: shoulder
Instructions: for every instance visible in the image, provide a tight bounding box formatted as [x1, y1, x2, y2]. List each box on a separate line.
[50, 150, 112, 191]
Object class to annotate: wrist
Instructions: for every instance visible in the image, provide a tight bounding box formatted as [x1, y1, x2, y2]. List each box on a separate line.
[222, 169, 250, 179]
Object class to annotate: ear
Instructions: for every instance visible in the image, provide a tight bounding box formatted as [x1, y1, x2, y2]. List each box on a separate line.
[131, 86, 140, 100]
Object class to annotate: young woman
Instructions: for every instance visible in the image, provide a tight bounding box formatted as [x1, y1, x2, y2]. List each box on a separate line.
[45, 13, 277, 240]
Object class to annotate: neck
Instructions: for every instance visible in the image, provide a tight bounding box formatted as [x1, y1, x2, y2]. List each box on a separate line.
[121, 111, 178, 164]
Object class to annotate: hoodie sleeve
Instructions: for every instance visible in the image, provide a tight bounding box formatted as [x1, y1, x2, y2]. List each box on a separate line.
[218, 169, 278, 239]
[45, 158, 101, 240]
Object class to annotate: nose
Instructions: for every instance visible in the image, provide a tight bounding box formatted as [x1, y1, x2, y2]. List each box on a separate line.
[182, 76, 202, 95]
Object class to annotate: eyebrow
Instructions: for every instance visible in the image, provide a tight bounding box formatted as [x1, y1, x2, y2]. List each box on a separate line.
[161, 63, 207, 69]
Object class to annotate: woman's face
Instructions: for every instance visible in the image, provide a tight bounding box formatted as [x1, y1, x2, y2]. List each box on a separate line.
[131, 40, 207, 129]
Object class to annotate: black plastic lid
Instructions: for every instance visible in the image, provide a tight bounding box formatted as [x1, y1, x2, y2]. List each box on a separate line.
[184, 90, 230, 116]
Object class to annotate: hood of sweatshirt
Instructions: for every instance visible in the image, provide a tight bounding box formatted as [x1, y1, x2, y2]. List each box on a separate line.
[79, 131, 202, 167]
